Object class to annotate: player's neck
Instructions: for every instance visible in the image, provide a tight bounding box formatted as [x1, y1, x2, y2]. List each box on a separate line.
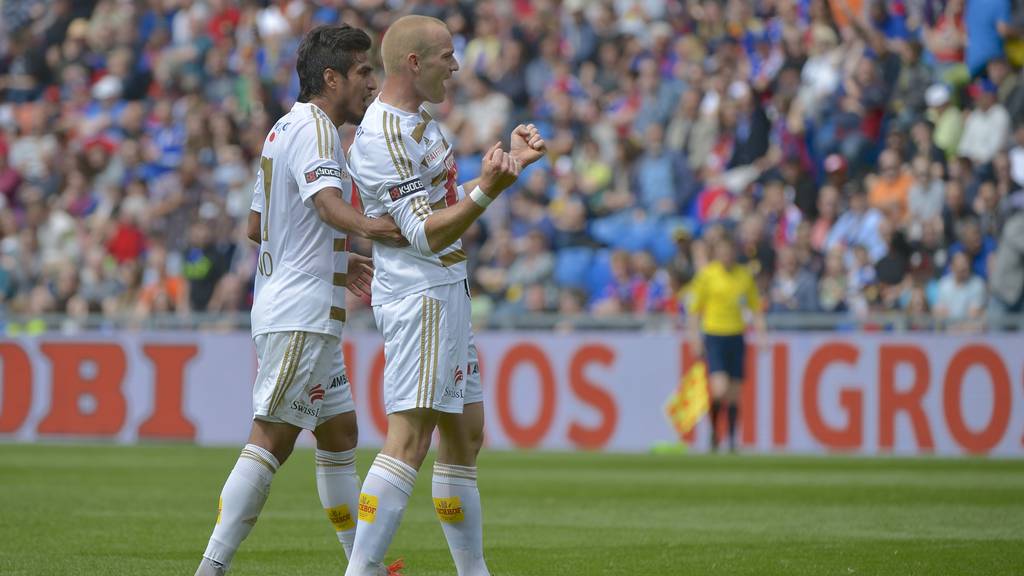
[379, 78, 422, 114]
[307, 97, 343, 127]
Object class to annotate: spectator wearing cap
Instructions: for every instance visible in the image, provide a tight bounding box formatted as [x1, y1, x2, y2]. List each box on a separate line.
[925, 84, 963, 159]
[958, 78, 1011, 166]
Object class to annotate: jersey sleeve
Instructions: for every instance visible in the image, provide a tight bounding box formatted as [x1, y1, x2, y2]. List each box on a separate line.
[250, 174, 263, 213]
[289, 118, 345, 206]
[356, 127, 435, 255]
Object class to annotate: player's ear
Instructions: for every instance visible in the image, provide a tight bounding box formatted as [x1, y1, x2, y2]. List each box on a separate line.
[407, 52, 419, 73]
[323, 67, 340, 91]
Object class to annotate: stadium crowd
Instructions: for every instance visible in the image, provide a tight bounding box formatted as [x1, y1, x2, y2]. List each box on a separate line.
[2, 0, 1024, 332]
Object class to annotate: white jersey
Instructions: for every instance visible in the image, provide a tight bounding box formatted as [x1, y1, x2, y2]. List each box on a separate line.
[250, 101, 352, 339]
[348, 97, 467, 305]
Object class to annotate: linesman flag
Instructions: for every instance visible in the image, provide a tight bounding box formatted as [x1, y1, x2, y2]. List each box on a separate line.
[664, 360, 710, 439]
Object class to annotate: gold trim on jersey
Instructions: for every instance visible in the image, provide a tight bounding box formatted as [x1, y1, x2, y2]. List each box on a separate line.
[439, 249, 467, 267]
[383, 112, 414, 179]
[411, 196, 431, 221]
[330, 306, 347, 322]
[333, 273, 347, 287]
[313, 107, 336, 158]
[411, 110, 432, 143]
[431, 171, 447, 187]
[430, 199, 446, 211]
[334, 238, 346, 252]
[312, 108, 325, 159]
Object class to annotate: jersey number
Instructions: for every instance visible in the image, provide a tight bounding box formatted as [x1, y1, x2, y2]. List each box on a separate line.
[258, 250, 273, 277]
[261, 156, 273, 241]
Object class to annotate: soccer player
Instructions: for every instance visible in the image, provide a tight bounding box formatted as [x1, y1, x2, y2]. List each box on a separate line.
[688, 237, 765, 453]
[195, 25, 407, 576]
[344, 15, 545, 576]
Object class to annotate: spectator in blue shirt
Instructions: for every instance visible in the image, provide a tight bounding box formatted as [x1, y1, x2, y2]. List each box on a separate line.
[965, 0, 1012, 76]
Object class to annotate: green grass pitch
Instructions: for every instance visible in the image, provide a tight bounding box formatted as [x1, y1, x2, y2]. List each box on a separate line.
[1, 444, 1022, 575]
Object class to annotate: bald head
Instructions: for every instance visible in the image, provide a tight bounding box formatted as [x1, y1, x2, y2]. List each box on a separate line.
[381, 15, 449, 75]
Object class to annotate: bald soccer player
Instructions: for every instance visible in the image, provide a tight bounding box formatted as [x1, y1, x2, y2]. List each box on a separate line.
[344, 15, 546, 576]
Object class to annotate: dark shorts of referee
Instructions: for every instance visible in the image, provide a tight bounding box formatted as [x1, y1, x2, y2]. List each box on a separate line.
[703, 333, 745, 381]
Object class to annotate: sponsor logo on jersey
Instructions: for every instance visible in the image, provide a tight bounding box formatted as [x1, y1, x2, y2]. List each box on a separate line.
[309, 383, 325, 403]
[291, 400, 320, 417]
[328, 372, 349, 390]
[424, 141, 447, 166]
[326, 504, 355, 532]
[358, 493, 378, 523]
[304, 166, 343, 183]
[268, 131, 275, 142]
[388, 177, 425, 201]
[433, 497, 464, 523]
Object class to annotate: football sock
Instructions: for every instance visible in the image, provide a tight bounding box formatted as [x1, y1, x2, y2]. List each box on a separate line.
[345, 454, 417, 576]
[433, 462, 489, 576]
[316, 448, 360, 559]
[202, 444, 280, 569]
[727, 402, 739, 448]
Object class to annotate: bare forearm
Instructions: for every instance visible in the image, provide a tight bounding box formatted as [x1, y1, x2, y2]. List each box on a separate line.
[314, 191, 370, 238]
[424, 196, 485, 252]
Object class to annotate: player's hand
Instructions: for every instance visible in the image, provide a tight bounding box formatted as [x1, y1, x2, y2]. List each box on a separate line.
[346, 253, 374, 298]
[509, 123, 546, 168]
[478, 142, 521, 197]
[365, 214, 409, 247]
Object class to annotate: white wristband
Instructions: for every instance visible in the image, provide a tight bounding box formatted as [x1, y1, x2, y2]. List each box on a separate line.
[469, 186, 492, 209]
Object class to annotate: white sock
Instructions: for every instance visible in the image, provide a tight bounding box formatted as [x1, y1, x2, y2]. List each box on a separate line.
[316, 448, 360, 559]
[433, 462, 489, 576]
[202, 444, 280, 569]
[344, 454, 417, 576]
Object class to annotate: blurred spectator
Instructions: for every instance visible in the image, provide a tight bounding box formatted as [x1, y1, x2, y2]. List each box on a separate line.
[934, 251, 986, 326]
[958, 79, 1011, 167]
[990, 194, 1024, 319]
[0, 0, 1022, 332]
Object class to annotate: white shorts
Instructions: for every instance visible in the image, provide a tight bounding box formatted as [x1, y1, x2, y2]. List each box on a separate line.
[373, 281, 471, 414]
[252, 331, 355, 430]
[465, 327, 482, 404]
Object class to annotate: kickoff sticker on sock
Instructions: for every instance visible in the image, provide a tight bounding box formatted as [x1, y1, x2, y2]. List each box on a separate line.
[326, 504, 355, 532]
[433, 497, 464, 523]
[358, 494, 378, 523]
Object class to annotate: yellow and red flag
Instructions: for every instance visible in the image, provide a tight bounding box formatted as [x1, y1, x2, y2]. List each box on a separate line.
[664, 361, 710, 439]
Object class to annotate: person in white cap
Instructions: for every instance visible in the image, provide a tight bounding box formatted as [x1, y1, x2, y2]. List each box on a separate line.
[925, 83, 963, 159]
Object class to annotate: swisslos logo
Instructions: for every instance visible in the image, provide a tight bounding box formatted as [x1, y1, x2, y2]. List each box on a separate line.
[454, 366, 464, 385]
[309, 384, 325, 403]
[304, 166, 343, 183]
[388, 178, 425, 201]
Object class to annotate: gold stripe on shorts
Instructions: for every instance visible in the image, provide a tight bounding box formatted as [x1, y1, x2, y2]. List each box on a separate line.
[269, 332, 305, 414]
[429, 298, 440, 408]
[417, 295, 427, 408]
[267, 332, 298, 415]
[333, 273, 347, 287]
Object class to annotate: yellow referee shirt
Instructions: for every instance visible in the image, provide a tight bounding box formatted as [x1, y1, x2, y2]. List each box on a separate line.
[688, 262, 761, 336]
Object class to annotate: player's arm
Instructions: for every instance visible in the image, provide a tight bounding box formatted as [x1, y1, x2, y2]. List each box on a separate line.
[311, 188, 406, 246]
[686, 273, 705, 357]
[383, 143, 520, 255]
[291, 122, 406, 246]
[248, 177, 264, 244]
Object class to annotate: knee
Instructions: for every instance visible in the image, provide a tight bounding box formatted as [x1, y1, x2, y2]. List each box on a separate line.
[316, 422, 359, 453]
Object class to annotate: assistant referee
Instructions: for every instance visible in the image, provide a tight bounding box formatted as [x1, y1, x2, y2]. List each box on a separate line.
[688, 237, 765, 452]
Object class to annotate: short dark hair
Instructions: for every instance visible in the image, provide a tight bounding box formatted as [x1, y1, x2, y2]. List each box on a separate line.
[296, 24, 371, 103]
